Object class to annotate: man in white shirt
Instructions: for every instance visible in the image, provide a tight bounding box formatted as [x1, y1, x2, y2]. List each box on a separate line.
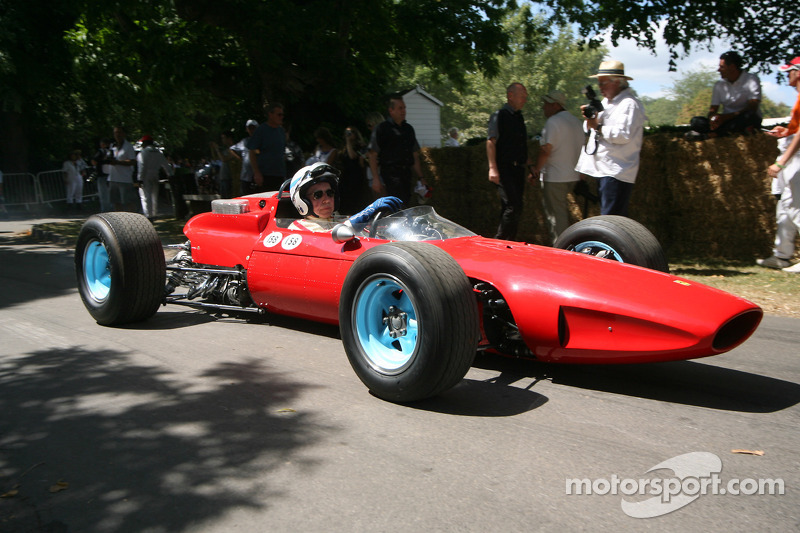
[533, 90, 584, 244]
[575, 60, 646, 217]
[108, 125, 137, 211]
[137, 135, 173, 220]
[444, 127, 460, 147]
[709, 51, 762, 135]
[686, 51, 762, 140]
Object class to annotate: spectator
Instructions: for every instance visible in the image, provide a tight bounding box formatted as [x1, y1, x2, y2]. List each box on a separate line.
[368, 94, 426, 205]
[284, 122, 305, 181]
[685, 51, 762, 140]
[445, 127, 460, 147]
[532, 90, 584, 244]
[307, 127, 339, 167]
[209, 131, 240, 199]
[246, 102, 286, 192]
[108, 125, 138, 212]
[486, 82, 532, 241]
[575, 60, 646, 217]
[90, 138, 113, 212]
[340, 126, 369, 214]
[365, 111, 385, 196]
[760, 57, 800, 272]
[231, 119, 259, 195]
[137, 135, 173, 220]
[62, 150, 86, 211]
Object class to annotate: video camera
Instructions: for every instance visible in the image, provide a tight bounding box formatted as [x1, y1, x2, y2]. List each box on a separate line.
[581, 85, 604, 119]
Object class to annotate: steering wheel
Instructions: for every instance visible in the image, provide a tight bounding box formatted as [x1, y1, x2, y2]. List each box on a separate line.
[368, 210, 385, 238]
[404, 212, 443, 241]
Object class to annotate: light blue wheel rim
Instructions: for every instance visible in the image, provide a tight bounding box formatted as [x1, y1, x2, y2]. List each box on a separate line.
[353, 274, 419, 374]
[571, 240, 624, 263]
[83, 239, 111, 302]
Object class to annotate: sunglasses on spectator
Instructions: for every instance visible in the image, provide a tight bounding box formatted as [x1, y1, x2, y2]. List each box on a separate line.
[309, 189, 335, 200]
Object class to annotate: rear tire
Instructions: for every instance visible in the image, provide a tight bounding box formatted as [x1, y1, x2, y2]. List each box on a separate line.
[555, 215, 669, 273]
[339, 242, 479, 402]
[75, 213, 166, 325]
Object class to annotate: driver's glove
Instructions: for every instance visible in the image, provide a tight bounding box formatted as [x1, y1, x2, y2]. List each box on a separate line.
[347, 196, 403, 225]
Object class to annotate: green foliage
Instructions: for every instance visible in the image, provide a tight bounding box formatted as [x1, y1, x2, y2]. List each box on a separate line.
[1, 0, 797, 171]
[393, 13, 605, 142]
[761, 98, 792, 119]
[546, 0, 800, 75]
[640, 97, 681, 127]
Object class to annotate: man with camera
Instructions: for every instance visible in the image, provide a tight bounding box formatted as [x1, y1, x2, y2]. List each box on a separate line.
[575, 60, 646, 217]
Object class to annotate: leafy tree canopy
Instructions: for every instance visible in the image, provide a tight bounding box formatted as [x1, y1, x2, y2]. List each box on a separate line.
[391, 12, 605, 141]
[1, 0, 797, 171]
[546, 0, 800, 74]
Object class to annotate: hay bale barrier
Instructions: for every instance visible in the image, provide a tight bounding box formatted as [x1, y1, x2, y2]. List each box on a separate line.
[419, 133, 792, 261]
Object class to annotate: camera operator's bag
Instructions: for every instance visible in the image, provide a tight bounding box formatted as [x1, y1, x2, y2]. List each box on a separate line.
[690, 116, 711, 134]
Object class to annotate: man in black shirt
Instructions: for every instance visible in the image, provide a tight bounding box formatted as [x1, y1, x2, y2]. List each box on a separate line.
[487, 82, 532, 241]
[368, 94, 425, 204]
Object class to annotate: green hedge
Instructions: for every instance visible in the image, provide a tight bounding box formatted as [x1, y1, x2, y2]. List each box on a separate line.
[419, 133, 787, 260]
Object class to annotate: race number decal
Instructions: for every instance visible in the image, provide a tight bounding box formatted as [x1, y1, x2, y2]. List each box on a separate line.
[263, 232, 283, 248]
[281, 234, 303, 250]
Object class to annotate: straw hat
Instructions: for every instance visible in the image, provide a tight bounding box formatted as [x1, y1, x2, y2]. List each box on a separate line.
[589, 60, 633, 80]
[541, 90, 567, 108]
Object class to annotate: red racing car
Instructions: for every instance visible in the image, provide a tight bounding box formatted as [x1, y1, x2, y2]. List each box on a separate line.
[75, 186, 762, 402]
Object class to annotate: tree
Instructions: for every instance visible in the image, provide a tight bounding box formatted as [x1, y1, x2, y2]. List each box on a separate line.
[0, 0, 84, 170]
[169, 0, 526, 145]
[3, 0, 797, 171]
[545, 0, 800, 75]
[391, 12, 605, 142]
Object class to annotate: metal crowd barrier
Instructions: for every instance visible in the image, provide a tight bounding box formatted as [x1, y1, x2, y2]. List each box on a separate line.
[1, 173, 38, 209]
[0, 170, 99, 211]
[37, 169, 99, 206]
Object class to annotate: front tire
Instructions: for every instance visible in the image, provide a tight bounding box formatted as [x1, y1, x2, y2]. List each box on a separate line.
[555, 215, 669, 273]
[339, 242, 479, 402]
[75, 213, 166, 325]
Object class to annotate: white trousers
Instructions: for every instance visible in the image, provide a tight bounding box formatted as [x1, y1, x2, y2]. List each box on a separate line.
[65, 174, 83, 204]
[773, 151, 800, 260]
[138, 179, 159, 218]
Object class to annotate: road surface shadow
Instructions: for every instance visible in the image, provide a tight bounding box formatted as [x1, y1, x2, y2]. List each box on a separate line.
[471, 353, 800, 413]
[0, 347, 332, 532]
[402, 377, 548, 417]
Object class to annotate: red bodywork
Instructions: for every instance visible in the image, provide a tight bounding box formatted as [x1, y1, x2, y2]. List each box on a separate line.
[184, 194, 762, 365]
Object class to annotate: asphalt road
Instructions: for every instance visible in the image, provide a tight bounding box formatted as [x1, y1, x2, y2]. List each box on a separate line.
[1, 236, 798, 532]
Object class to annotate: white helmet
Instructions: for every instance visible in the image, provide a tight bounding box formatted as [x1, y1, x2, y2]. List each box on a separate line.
[289, 162, 340, 216]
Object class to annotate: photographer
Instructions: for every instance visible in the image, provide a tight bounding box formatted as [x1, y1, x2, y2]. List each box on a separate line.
[574, 60, 646, 217]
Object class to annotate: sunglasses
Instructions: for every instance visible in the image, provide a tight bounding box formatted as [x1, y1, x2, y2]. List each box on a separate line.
[309, 188, 335, 200]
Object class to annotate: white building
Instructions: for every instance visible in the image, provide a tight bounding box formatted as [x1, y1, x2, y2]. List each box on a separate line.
[400, 85, 444, 148]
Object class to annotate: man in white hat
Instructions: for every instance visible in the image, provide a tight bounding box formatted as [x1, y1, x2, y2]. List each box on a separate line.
[574, 59, 646, 217]
[532, 89, 584, 244]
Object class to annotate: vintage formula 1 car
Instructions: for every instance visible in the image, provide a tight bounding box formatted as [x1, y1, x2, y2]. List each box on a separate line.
[75, 187, 762, 402]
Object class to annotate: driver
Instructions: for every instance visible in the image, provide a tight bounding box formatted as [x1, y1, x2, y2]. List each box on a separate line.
[289, 163, 403, 232]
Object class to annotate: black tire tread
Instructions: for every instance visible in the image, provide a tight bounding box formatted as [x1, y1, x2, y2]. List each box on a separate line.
[76, 213, 165, 325]
[340, 241, 479, 402]
[555, 215, 669, 272]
